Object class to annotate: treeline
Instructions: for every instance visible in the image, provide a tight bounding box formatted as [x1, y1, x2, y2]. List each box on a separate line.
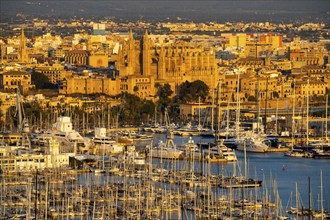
[113, 80, 209, 125]
[1, 80, 209, 129]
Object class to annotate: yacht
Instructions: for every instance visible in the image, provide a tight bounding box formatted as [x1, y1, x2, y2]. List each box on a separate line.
[222, 138, 239, 149]
[92, 128, 124, 155]
[37, 116, 91, 153]
[173, 123, 207, 136]
[237, 137, 269, 153]
[173, 122, 192, 136]
[199, 128, 215, 137]
[126, 150, 146, 167]
[312, 148, 330, 159]
[204, 139, 237, 162]
[148, 132, 183, 159]
[177, 137, 202, 159]
[284, 149, 305, 158]
[177, 137, 200, 153]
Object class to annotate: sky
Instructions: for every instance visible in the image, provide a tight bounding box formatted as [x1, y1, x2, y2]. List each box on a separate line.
[0, 0, 329, 23]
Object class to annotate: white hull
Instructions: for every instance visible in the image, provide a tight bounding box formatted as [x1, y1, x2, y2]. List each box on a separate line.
[204, 145, 238, 162]
[150, 148, 183, 159]
[237, 139, 269, 153]
[284, 151, 304, 157]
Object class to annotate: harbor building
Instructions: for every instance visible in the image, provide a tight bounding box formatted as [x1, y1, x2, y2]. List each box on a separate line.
[0, 139, 72, 172]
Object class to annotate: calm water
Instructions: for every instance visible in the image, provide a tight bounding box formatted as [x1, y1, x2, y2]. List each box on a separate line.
[78, 133, 330, 213]
[155, 134, 330, 211]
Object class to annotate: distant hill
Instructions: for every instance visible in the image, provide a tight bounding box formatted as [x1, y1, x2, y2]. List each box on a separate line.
[1, 0, 329, 23]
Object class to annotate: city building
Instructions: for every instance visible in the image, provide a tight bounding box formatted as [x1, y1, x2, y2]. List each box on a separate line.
[35, 63, 70, 84]
[0, 70, 35, 93]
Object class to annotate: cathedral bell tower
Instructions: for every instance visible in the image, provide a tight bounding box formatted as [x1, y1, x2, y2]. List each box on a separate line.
[158, 45, 166, 80]
[127, 29, 136, 74]
[142, 30, 151, 76]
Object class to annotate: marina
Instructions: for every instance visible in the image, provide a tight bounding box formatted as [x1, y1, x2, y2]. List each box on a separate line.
[0, 94, 329, 219]
[0, 130, 329, 219]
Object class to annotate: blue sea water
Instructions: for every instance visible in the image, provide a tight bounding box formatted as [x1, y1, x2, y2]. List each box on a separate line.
[160, 134, 330, 211]
[81, 134, 330, 212]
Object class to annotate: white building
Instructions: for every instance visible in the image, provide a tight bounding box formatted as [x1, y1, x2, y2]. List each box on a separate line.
[0, 139, 73, 172]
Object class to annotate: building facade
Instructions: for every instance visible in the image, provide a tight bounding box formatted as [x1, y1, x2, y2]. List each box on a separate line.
[0, 70, 35, 93]
[116, 30, 219, 92]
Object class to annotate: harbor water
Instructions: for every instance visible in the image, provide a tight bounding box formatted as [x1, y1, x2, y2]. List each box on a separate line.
[138, 133, 330, 211]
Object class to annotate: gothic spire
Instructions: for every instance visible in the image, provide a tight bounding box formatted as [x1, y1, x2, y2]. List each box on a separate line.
[129, 29, 134, 41]
[21, 26, 26, 40]
[144, 29, 149, 37]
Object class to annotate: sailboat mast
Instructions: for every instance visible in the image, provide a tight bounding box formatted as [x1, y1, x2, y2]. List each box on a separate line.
[320, 169, 324, 220]
[211, 88, 214, 131]
[256, 77, 260, 134]
[308, 176, 311, 220]
[244, 140, 247, 178]
[326, 95, 328, 141]
[108, 103, 111, 129]
[198, 96, 201, 131]
[296, 182, 299, 220]
[154, 105, 157, 127]
[264, 77, 269, 133]
[292, 80, 295, 151]
[226, 102, 230, 140]
[236, 72, 240, 139]
[306, 79, 309, 146]
[218, 83, 221, 135]
[275, 99, 278, 135]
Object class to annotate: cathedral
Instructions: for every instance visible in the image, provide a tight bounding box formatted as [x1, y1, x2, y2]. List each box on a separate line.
[116, 30, 219, 95]
[60, 31, 220, 99]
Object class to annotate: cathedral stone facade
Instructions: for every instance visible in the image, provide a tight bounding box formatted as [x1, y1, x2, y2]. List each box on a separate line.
[60, 31, 219, 99]
[116, 30, 219, 95]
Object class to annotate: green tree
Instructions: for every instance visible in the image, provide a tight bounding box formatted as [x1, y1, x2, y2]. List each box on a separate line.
[114, 92, 155, 125]
[176, 80, 209, 104]
[31, 71, 58, 89]
[156, 83, 173, 98]
[155, 83, 173, 113]
[141, 100, 155, 121]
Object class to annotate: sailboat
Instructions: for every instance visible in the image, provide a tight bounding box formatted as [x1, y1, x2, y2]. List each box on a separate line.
[309, 95, 330, 158]
[235, 80, 269, 153]
[204, 82, 238, 161]
[285, 79, 307, 158]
